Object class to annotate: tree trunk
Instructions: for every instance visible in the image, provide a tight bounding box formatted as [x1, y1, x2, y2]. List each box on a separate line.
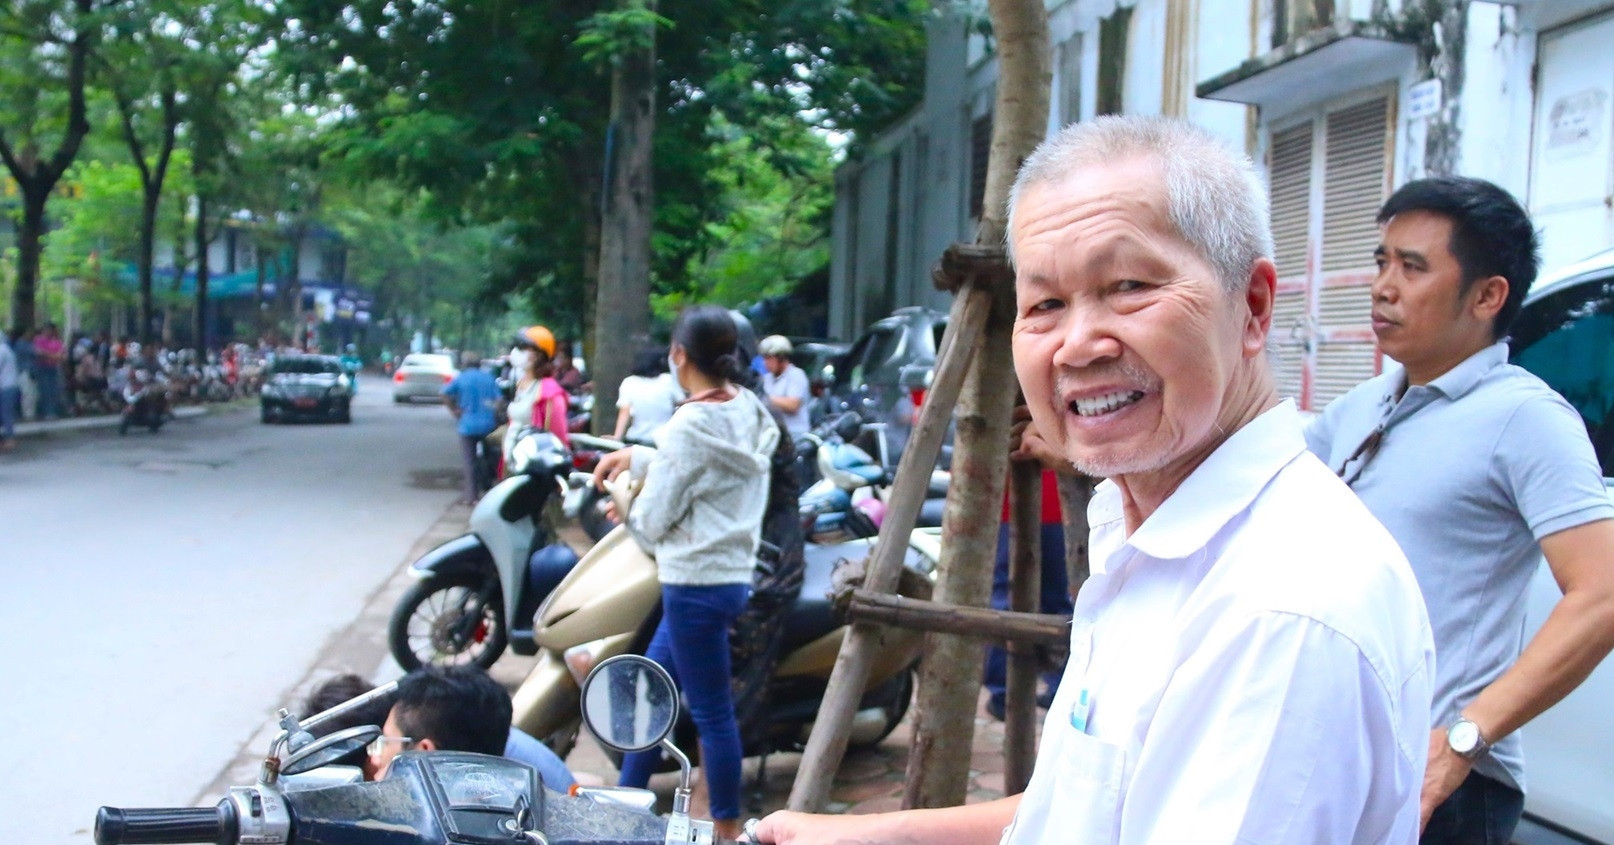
[902, 0, 1051, 810]
[138, 191, 160, 345]
[590, 0, 657, 433]
[253, 246, 268, 339]
[195, 196, 211, 349]
[12, 192, 48, 330]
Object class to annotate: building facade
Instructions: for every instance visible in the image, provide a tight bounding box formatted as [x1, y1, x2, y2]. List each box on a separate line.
[831, 0, 1614, 410]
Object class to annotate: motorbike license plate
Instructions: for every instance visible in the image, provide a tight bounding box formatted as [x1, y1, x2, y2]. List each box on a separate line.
[294, 398, 317, 408]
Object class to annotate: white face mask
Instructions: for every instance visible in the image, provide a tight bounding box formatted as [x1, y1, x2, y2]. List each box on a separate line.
[509, 348, 532, 372]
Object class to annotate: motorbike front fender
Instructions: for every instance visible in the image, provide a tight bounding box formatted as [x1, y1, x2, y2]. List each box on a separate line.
[511, 636, 650, 741]
[408, 534, 494, 581]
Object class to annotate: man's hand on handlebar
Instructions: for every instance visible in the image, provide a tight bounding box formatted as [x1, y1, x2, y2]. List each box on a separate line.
[746, 810, 888, 845]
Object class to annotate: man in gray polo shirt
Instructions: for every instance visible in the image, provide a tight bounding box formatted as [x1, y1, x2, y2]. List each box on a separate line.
[1307, 176, 1614, 844]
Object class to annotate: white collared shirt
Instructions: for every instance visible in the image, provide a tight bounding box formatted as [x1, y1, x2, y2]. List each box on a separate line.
[1006, 401, 1434, 845]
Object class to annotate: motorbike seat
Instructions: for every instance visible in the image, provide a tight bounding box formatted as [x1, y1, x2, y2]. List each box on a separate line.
[779, 542, 859, 655]
[917, 497, 945, 529]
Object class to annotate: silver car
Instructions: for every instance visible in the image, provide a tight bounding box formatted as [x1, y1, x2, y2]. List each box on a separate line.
[1509, 247, 1614, 845]
[391, 352, 458, 403]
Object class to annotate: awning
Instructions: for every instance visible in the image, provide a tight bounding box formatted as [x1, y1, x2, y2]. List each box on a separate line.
[1197, 21, 1418, 113]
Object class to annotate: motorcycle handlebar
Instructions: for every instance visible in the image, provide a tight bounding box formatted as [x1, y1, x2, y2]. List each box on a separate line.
[95, 803, 239, 845]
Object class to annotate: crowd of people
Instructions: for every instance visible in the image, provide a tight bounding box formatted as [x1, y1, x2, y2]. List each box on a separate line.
[0, 327, 290, 450]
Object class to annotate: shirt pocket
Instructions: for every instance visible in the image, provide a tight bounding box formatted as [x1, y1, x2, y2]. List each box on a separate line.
[1005, 727, 1127, 845]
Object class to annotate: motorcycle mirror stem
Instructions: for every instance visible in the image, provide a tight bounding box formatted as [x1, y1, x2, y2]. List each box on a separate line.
[658, 738, 713, 845]
[261, 680, 399, 785]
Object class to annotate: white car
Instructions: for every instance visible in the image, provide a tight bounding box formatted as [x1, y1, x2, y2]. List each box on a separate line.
[391, 353, 459, 403]
[1509, 247, 1614, 844]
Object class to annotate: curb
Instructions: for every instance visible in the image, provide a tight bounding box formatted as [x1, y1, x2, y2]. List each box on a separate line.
[13, 403, 240, 439]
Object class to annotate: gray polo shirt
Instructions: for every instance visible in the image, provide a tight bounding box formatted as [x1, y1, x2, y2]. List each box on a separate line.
[1306, 341, 1614, 791]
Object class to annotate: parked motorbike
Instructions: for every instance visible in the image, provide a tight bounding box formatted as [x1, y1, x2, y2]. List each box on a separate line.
[797, 411, 947, 544]
[93, 657, 730, 845]
[119, 369, 171, 435]
[388, 431, 581, 672]
[509, 475, 940, 767]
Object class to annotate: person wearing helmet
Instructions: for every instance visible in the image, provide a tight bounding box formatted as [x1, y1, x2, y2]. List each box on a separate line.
[758, 335, 811, 439]
[339, 344, 363, 393]
[505, 327, 569, 464]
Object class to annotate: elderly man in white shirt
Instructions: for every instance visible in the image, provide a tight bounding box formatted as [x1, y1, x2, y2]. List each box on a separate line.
[753, 116, 1434, 845]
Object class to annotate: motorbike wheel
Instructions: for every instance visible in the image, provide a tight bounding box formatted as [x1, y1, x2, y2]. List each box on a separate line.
[577, 486, 616, 544]
[387, 573, 507, 672]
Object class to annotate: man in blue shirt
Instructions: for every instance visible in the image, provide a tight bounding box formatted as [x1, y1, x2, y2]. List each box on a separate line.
[443, 352, 501, 505]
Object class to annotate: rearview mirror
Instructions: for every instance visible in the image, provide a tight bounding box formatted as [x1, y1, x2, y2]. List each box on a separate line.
[579, 655, 678, 754]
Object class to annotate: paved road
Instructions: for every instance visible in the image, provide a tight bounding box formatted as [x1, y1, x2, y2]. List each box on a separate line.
[0, 377, 465, 843]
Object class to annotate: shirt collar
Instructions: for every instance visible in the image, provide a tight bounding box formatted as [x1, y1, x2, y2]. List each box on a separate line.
[1382, 341, 1508, 403]
[1424, 341, 1508, 400]
[1088, 400, 1308, 565]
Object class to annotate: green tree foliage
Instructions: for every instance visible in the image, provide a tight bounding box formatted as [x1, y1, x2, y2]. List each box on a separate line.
[0, 0, 95, 332]
[653, 113, 834, 322]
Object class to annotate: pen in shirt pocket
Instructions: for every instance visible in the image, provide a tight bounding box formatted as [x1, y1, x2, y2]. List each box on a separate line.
[1069, 687, 1092, 734]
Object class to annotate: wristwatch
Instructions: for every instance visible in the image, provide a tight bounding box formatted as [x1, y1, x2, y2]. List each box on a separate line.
[1447, 718, 1490, 760]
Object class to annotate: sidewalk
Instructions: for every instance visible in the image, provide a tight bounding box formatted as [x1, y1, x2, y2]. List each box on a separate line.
[552, 689, 1020, 820]
[12, 405, 211, 438]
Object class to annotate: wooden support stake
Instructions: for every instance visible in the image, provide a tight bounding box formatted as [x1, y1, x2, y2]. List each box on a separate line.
[843, 589, 1070, 646]
[1004, 461, 1042, 795]
[787, 280, 995, 813]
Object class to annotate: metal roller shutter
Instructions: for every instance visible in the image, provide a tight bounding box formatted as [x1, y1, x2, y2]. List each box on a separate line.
[1270, 123, 1314, 280]
[1271, 288, 1309, 401]
[1313, 341, 1380, 405]
[1320, 97, 1390, 273]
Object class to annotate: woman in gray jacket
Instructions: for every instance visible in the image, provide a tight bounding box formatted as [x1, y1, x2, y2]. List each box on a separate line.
[593, 305, 778, 839]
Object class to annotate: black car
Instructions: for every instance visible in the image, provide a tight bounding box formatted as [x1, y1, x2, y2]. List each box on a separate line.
[825, 306, 949, 462]
[261, 355, 353, 424]
[787, 339, 851, 424]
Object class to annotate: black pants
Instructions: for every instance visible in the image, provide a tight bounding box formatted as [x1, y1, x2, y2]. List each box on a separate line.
[1420, 771, 1524, 845]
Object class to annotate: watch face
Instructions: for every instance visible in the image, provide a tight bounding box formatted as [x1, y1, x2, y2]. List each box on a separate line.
[1450, 721, 1481, 754]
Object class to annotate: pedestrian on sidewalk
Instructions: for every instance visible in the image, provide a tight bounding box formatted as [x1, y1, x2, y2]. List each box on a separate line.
[0, 329, 19, 452]
[33, 322, 65, 420]
[442, 351, 501, 505]
[12, 328, 36, 422]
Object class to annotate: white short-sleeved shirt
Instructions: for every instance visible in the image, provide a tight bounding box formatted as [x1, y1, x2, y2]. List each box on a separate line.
[1006, 401, 1434, 845]
[761, 364, 811, 437]
[617, 373, 681, 443]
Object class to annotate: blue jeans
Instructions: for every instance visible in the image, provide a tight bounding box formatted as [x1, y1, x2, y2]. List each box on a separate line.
[984, 523, 1073, 706]
[1, 386, 18, 439]
[1420, 771, 1524, 845]
[33, 368, 62, 418]
[618, 583, 749, 821]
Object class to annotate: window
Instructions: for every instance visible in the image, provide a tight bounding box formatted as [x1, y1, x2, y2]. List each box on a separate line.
[1096, 6, 1131, 116]
[1273, 0, 1334, 49]
[969, 114, 993, 220]
[1266, 93, 1392, 410]
[1511, 272, 1614, 476]
[1057, 36, 1082, 126]
[850, 327, 902, 388]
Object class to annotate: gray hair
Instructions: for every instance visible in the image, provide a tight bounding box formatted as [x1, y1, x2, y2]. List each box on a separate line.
[1006, 115, 1274, 291]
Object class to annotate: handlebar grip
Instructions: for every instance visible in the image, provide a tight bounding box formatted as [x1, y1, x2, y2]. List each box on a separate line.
[95, 803, 238, 845]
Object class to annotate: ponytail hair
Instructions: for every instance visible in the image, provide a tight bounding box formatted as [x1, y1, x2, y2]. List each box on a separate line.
[671, 305, 744, 384]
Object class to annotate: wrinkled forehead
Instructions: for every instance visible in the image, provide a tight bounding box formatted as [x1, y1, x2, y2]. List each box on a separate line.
[1009, 158, 1171, 249]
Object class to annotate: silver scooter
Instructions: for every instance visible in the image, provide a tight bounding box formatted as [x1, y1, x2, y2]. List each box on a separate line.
[388, 431, 581, 671]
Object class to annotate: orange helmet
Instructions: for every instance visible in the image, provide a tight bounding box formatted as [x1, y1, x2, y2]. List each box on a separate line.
[514, 325, 557, 358]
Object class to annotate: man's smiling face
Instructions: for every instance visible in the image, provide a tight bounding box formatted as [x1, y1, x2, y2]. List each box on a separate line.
[1010, 155, 1265, 487]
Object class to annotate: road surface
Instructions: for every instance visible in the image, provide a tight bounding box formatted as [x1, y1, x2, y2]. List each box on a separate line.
[0, 377, 464, 842]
